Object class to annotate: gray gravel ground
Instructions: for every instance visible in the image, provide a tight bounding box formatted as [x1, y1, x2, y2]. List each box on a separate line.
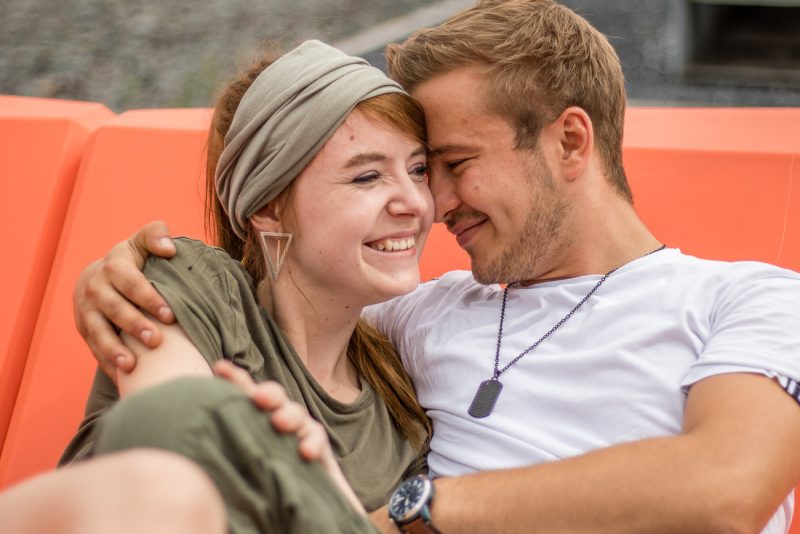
[1, 0, 798, 111]
[0, 0, 430, 111]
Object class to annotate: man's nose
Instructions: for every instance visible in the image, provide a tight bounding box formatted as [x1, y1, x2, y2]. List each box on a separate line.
[430, 174, 459, 223]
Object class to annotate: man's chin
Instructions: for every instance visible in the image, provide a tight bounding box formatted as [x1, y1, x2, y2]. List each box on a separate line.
[470, 258, 505, 286]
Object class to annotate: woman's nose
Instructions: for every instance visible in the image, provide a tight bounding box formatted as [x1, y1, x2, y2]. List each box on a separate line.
[430, 173, 458, 223]
[387, 174, 432, 218]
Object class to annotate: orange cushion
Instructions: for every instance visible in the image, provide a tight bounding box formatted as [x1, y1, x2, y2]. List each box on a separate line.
[0, 96, 113, 451]
[0, 109, 211, 488]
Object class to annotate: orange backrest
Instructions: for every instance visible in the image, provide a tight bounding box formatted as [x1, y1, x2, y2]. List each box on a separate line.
[0, 109, 212, 488]
[1, 106, 798, 532]
[0, 96, 114, 450]
[623, 108, 800, 270]
[625, 108, 800, 534]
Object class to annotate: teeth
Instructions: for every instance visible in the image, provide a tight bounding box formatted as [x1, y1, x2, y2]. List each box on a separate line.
[369, 236, 416, 252]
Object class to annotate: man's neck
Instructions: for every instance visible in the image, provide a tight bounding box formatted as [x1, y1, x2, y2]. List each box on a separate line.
[517, 193, 660, 286]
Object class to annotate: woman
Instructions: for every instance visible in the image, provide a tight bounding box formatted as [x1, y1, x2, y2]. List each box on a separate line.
[4, 40, 433, 533]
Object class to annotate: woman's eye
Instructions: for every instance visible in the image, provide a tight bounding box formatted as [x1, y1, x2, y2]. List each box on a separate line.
[410, 164, 429, 182]
[352, 172, 380, 184]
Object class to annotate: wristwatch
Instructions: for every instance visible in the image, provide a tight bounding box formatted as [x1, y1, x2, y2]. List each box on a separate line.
[388, 474, 441, 534]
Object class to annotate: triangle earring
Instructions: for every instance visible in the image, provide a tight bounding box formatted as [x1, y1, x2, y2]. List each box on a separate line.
[259, 231, 294, 281]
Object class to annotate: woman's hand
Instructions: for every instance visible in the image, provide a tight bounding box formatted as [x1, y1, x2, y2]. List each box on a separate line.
[73, 221, 176, 377]
[214, 360, 367, 516]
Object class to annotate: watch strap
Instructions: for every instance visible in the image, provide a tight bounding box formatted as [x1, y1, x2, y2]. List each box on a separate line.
[397, 511, 441, 534]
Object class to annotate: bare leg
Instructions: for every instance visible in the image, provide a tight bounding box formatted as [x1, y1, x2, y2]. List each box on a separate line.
[0, 449, 226, 534]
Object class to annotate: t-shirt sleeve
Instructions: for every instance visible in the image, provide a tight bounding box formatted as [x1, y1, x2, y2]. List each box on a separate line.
[683, 265, 800, 388]
[143, 237, 267, 378]
[403, 443, 430, 479]
[363, 271, 475, 383]
[362, 281, 435, 380]
[59, 366, 119, 465]
[60, 238, 267, 466]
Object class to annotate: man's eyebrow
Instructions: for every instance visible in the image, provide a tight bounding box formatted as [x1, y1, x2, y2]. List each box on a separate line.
[428, 145, 477, 159]
[344, 153, 386, 169]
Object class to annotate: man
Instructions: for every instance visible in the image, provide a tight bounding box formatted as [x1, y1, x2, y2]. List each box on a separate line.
[75, 1, 800, 532]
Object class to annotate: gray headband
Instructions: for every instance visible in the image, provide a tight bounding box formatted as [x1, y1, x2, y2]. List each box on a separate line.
[215, 40, 406, 239]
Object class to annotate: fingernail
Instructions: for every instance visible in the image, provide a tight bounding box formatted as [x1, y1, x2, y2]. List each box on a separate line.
[140, 329, 152, 344]
[115, 355, 126, 368]
[157, 306, 173, 321]
[159, 237, 174, 250]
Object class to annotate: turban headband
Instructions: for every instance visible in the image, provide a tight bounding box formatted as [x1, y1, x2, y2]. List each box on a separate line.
[215, 40, 406, 239]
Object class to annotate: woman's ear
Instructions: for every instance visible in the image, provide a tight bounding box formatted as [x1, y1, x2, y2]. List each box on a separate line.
[249, 200, 284, 233]
[554, 106, 593, 182]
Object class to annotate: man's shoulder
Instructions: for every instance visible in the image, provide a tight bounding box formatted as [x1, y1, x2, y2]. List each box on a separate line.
[410, 269, 496, 305]
[645, 248, 799, 284]
[421, 269, 482, 289]
[366, 269, 488, 320]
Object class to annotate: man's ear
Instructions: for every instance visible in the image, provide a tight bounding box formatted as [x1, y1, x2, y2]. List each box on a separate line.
[553, 106, 593, 182]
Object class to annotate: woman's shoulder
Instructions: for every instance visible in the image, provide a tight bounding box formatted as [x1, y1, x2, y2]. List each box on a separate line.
[148, 237, 252, 283]
[170, 236, 239, 267]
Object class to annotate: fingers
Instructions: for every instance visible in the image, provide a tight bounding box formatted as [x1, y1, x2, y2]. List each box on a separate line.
[73, 221, 177, 375]
[73, 260, 141, 375]
[270, 402, 330, 462]
[133, 220, 177, 260]
[213, 361, 259, 396]
[214, 361, 329, 462]
[113, 222, 176, 325]
[77, 308, 131, 376]
[215, 361, 292, 411]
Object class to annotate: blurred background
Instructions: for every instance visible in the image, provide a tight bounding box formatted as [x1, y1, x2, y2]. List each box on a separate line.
[1, 0, 798, 112]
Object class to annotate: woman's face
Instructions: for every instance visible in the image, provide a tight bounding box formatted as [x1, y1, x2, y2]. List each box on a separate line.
[270, 108, 433, 306]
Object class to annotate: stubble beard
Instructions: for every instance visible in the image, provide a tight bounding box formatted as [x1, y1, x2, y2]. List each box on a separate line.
[471, 151, 568, 285]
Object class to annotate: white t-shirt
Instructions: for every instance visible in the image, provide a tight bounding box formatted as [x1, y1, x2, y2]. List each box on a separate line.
[366, 248, 800, 533]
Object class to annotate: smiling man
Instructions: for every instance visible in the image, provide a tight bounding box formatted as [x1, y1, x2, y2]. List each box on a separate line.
[73, 1, 800, 533]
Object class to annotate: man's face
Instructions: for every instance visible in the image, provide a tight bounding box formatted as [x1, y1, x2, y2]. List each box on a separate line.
[411, 67, 568, 284]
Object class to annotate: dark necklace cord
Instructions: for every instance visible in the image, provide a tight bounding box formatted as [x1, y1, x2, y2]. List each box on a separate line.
[492, 244, 666, 380]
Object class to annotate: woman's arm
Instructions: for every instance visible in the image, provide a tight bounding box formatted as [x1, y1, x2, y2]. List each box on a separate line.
[118, 314, 211, 397]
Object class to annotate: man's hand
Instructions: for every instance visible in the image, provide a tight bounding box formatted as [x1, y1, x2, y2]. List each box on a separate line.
[214, 361, 367, 516]
[369, 505, 399, 534]
[73, 221, 177, 378]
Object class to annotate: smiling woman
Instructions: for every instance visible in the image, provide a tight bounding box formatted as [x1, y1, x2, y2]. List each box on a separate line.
[272, 107, 431, 307]
[0, 40, 434, 534]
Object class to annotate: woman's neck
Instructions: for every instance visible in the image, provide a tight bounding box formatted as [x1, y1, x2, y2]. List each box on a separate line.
[256, 276, 363, 403]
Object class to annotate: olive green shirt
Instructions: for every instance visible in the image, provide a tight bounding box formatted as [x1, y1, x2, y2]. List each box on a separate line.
[61, 237, 426, 511]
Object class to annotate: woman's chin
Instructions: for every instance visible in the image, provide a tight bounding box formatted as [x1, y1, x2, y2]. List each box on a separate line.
[364, 271, 420, 304]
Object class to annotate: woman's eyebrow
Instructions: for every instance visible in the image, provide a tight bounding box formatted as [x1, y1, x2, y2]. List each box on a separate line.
[344, 153, 386, 169]
[344, 146, 426, 169]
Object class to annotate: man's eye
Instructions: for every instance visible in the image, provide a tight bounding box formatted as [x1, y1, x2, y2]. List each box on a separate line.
[352, 172, 379, 184]
[410, 164, 429, 182]
[446, 159, 467, 171]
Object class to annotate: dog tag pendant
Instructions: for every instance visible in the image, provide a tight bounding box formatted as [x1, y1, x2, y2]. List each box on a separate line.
[468, 379, 503, 418]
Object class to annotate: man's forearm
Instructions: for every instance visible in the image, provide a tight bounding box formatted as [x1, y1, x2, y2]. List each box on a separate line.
[416, 375, 800, 534]
[430, 435, 747, 533]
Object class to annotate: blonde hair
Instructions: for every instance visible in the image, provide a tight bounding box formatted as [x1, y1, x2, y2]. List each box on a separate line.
[387, 0, 631, 201]
[204, 51, 431, 449]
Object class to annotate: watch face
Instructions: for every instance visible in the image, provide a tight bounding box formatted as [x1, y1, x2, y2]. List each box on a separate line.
[389, 476, 431, 522]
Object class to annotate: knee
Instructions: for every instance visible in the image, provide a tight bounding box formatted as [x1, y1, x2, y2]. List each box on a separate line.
[112, 449, 226, 534]
[72, 449, 226, 534]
